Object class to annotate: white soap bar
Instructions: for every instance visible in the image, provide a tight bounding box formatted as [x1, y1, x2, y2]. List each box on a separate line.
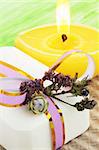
[0, 47, 89, 150]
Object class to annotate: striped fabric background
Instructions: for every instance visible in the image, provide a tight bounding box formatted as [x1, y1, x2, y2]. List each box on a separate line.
[0, 0, 98, 150]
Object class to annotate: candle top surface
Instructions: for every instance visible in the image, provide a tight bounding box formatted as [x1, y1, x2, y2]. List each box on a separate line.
[15, 24, 99, 77]
[16, 25, 98, 54]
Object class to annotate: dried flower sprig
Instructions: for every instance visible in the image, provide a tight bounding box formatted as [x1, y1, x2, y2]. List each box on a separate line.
[52, 96, 97, 111]
[19, 50, 97, 114]
[43, 71, 89, 97]
[20, 79, 44, 105]
[74, 98, 97, 111]
[20, 70, 97, 113]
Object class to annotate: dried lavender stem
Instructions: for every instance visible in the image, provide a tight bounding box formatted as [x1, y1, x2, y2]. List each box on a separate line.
[51, 95, 75, 107]
[53, 90, 71, 96]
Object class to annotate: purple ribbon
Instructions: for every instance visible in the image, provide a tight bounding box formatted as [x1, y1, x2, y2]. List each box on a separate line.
[0, 62, 64, 149]
[45, 96, 63, 149]
[0, 93, 26, 105]
[0, 64, 28, 79]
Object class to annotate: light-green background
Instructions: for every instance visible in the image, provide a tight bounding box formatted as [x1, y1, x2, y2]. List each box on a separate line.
[0, 0, 98, 46]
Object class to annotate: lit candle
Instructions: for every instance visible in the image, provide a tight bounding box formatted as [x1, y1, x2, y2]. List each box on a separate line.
[56, 0, 70, 35]
[15, 0, 98, 77]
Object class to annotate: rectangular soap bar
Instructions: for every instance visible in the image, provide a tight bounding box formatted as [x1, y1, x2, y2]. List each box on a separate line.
[0, 95, 89, 150]
[0, 47, 89, 150]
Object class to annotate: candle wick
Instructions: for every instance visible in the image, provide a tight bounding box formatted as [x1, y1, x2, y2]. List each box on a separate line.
[62, 34, 67, 42]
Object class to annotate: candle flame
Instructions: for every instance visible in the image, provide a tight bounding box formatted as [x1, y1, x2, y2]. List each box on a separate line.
[56, 0, 70, 34]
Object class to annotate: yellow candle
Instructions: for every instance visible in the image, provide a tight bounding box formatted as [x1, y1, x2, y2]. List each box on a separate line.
[15, 0, 99, 77]
[15, 24, 98, 77]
